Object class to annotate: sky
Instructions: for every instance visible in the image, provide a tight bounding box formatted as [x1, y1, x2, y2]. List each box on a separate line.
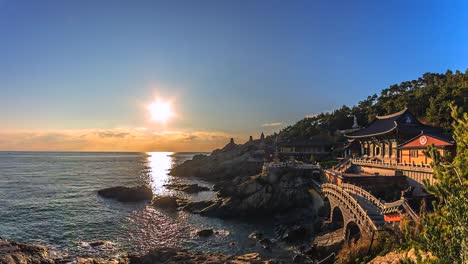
[1, 0, 467, 151]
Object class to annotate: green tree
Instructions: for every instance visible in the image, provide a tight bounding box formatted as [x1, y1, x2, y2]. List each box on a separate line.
[419, 105, 468, 263]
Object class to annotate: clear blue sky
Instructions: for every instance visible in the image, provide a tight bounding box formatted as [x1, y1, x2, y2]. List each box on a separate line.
[0, 0, 467, 151]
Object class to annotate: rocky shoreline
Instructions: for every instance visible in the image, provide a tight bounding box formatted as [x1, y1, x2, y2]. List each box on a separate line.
[0, 239, 269, 264]
[1, 140, 339, 264]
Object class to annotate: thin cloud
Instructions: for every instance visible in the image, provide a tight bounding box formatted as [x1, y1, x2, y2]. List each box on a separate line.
[0, 129, 239, 152]
[261, 122, 284, 127]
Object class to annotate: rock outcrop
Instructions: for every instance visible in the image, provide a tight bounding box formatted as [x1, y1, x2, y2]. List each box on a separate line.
[97, 185, 153, 202]
[196, 229, 214, 237]
[0, 239, 267, 264]
[182, 168, 317, 218]
[0, 239, 55, 264]
[163, 183, 210, 193]
[151, 196, 188, 210]
[169, 139, 272, 181]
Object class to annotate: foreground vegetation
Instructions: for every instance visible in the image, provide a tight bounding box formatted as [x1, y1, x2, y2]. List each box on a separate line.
[406, 105, 467, 263]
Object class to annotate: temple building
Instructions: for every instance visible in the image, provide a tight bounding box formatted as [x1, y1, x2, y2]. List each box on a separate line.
[344, 108, 452, 165]
[334, 108, 455, 187]
[398, 133, 455, 165]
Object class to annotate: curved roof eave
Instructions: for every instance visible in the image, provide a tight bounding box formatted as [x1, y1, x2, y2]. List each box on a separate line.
[375, 107, 408, 119]
[345, 126, 398, 139]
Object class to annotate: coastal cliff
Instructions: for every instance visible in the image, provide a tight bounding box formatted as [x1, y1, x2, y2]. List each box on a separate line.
[182, 167, 318, 218]
[169, 137, 273, 181]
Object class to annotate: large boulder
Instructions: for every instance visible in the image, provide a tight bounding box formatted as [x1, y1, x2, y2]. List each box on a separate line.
[97, 185, 153, 202]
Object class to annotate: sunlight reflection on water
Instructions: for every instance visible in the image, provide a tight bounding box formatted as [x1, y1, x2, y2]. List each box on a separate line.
[146, 152, 173, 195]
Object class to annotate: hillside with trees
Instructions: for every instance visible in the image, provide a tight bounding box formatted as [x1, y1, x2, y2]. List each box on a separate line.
[275, 69, 468, 142]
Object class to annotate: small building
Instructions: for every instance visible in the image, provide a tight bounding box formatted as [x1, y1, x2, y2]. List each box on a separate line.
[398, 133, 455, 165]
[279, 137, 332, 161]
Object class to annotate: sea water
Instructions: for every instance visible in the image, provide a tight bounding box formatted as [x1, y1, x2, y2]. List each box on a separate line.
[0, 152, 282, 258]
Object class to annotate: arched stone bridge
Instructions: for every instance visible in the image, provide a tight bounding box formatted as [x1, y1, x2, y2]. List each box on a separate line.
[322, 183, 404, 241]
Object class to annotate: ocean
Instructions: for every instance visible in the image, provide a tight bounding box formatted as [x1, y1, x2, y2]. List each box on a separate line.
[0, 151, 281, 258]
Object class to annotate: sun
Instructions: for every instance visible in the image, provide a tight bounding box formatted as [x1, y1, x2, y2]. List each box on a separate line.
[147, 99, 174, 123]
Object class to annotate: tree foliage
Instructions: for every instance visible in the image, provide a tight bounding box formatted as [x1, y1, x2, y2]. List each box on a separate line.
[274, 70, 468, 141]
[417, 105, 468, 263]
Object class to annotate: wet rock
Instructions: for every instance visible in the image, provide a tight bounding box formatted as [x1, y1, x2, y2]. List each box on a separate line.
[86, 240, 115, 250]
[163, 183, 210, 193]
[97, 185, 153, 202]
[181, 184, 210, 193]
[151, 196, 186, 210]
[196, 229, 214, 237]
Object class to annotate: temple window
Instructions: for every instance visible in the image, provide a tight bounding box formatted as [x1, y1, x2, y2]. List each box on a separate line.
[411, 150, 418, 157]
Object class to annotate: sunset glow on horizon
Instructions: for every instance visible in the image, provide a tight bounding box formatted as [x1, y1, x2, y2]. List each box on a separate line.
[148, 99, 174, 123]
[0, 1, 466, 152]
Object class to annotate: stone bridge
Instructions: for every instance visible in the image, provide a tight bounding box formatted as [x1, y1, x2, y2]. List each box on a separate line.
[322, 183, 404, 241]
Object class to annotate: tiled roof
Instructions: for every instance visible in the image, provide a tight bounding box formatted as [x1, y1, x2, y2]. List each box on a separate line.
[346, 108, 408, 138]
[346, 108, 442, 138]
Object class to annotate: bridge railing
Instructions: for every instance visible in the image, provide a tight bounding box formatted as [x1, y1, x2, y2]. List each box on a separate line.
[322, 183, 377, 232]
[341, 183, 403, 214]
[341, 183, 384, 209]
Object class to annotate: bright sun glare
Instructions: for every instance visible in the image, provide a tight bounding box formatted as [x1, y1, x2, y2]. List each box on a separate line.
[148, 99, 173, 123]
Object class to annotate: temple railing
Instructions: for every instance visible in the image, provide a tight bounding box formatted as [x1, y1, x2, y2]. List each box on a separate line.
[350, 158, 433, 173]
[264, 162, 321, 170]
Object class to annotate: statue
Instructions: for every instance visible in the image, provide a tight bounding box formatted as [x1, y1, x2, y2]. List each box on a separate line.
[230, 138, 235, 145]
[352, 115, 359, 129]
[249, 136, 253, 142]
[260, 132, 265, 141]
